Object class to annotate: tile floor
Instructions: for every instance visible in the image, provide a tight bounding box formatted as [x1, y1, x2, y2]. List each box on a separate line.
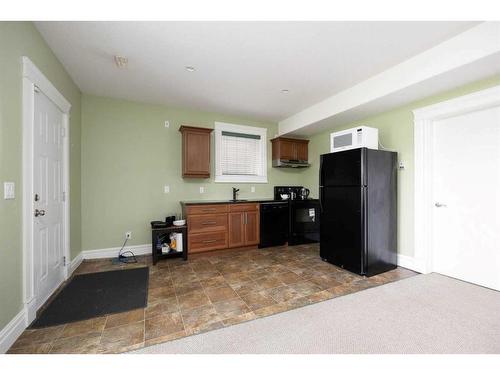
[8, 244, 417, 354]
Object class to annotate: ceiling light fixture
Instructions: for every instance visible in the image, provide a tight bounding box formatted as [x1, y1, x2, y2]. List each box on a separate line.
[281, 89, 290, 94]
[185, 66, 196, 72]
[113, 55, 128, 68]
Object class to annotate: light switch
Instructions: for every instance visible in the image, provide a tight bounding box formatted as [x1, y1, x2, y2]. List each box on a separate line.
[4, 182, 15, 199]
[199, 186, 205, 194]
[251, 186, 255, 193]
[164, 121, 170, 128]
[164, 185, 170, 194]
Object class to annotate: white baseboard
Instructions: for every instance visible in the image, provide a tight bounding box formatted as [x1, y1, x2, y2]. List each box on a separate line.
[82, 243, 151, 260]
[397, 254, 424, 273]
[0, 309, 27, 354]
[69, 252, 83, 275]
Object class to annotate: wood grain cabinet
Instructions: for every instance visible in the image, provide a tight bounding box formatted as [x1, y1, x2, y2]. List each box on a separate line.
[179, 125, 213, 178]
[184, 203, 260, 253]
[228, 203, 260, 248]
[271, 137, 309, 162]
[185, 204, 228, 254]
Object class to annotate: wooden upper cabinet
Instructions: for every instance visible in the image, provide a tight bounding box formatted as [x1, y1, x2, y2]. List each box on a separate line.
[179, 126, 213, 178]
[271, 137, 309, 162]
[277, 139, 297, 160]
[295, 141, 308, 161]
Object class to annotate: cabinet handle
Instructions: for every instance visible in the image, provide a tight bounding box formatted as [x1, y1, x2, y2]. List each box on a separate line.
[244, 212, 247, 225]
[202, 239, 217, 243]
[202, 221, 217, 225]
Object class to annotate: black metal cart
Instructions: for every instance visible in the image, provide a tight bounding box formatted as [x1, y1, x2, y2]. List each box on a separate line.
[151, 225, 188, 265]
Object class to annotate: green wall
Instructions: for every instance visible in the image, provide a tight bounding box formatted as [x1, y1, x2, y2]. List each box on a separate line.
[0, 22, 81, 330]
[81, 94, 302, 251]
[301, 75, 500, 257]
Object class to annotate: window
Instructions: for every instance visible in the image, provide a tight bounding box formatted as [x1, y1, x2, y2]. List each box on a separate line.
[214, 122, 267, 183]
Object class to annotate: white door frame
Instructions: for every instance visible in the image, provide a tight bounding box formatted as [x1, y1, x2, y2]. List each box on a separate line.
[413, 84, 500, 274]
[22, 56, 72, 324]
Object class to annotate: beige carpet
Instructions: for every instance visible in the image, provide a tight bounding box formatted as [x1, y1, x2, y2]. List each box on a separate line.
[133, 273, 500, 354]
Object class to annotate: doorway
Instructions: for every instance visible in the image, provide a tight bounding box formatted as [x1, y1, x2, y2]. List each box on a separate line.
[22, 57, 71, 323]
[414, 85, 500, 291]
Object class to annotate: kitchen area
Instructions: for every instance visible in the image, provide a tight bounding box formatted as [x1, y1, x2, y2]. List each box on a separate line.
[175, 125, 399, 279]
[180, 185, 320, 253]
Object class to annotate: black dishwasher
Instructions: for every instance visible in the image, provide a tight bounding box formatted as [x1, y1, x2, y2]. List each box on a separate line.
[259, 201, 289, 248]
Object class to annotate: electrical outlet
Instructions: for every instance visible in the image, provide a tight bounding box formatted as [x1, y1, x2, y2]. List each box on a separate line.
[199, 186, 205, 194]
[251, 186, 255, 193]
[398, 161, 405, 170]
[164, 185, 170, 193]
[3, 182, 15, 199]
[164, 120, 170, 128]
[125, 231, 132, 239]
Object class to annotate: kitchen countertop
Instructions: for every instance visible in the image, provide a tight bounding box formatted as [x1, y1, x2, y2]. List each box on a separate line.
[180, 198, 282, 205]
[180, 198, 318, 205]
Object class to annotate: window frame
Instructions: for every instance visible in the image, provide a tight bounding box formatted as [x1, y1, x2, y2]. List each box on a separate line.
[214, 121, 268, 183]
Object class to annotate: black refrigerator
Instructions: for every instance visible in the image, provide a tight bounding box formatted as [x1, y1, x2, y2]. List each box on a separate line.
[319, 148, 397, 276]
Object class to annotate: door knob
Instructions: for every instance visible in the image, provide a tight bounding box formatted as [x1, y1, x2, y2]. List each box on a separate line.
[434, 202, 447, 208]
[34, 209, 46, 217]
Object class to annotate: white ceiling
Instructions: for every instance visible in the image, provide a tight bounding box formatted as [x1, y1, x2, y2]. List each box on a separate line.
[35, 21, 479, 123]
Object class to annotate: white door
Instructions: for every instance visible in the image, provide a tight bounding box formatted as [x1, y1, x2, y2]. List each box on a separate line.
[33, 88, 65, 309]
[432, 106, 500, 290]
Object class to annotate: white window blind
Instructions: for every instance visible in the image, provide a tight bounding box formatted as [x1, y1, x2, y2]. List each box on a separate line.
[220, 131, 262, 176]
[215, 122, 267, 183]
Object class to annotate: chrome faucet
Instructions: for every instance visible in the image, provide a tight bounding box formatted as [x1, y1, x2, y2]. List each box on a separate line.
[232, 187, 240, 201]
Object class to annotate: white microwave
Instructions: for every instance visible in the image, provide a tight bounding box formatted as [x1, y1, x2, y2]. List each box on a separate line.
[330, 126, 378, 153]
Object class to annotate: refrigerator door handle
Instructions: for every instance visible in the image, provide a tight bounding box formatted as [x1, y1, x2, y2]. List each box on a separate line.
[319, 187, 323, 213]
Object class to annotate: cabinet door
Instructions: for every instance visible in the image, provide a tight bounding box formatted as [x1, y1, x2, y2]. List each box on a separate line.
[180, 126, 213, 178]
[184, 131, 210, 177]
[228, 212, 245, 248]
[279, 139, 297, 160]
[244, 210, 260, 246]
[295, 141, 308, 161]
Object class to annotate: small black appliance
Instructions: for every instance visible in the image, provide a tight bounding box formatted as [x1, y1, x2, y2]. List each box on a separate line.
[165, 216, 176, 226]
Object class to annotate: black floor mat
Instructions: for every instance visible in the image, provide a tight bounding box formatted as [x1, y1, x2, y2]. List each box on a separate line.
[31, 267, 149, 328]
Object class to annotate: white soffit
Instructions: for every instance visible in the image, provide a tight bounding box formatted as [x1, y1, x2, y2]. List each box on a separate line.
[279, 22, 500, 136]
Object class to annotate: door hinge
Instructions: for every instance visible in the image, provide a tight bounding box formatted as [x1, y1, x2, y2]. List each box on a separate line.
[63, 256, 67, 266]
[62, 191, 66, 202]
[61, 127, 66, 138]
[34, 85, 40, 93]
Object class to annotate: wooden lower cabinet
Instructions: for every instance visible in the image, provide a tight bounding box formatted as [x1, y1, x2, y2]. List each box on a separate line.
[189, 231, 228, 253]
[185, 203, 260, 253]
[228, 212, 245, 248]
[244, 210, 260, 246]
